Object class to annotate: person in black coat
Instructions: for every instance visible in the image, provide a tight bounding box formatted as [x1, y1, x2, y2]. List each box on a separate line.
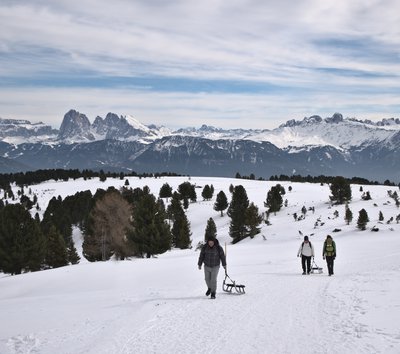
[198, 237, 226, 299]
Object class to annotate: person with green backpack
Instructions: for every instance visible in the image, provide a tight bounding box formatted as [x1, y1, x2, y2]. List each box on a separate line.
[322, 235, 336, 276]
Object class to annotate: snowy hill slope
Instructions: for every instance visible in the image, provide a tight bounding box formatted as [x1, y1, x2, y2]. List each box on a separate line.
[1, 177, 400, 354]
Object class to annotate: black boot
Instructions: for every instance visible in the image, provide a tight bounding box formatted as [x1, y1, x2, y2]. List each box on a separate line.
[206, 288, 211, 296]
[211, 292, 216, 299]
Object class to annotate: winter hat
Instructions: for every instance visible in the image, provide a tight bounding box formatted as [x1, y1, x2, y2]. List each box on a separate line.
[304, 236, 309, 241]
[207, 237, 216, 243]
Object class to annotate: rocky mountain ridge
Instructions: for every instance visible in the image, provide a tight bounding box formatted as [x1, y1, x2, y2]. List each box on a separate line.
[1, 110, 400, 147]
[0, 110, 399, 181]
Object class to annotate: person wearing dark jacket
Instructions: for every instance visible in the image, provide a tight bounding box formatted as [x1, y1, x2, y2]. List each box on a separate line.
[322, 235, 336, 276]
[198, 237, 226, 299]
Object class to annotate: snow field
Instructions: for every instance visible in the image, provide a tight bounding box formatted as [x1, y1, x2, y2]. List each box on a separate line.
[1, 176, 400, 353]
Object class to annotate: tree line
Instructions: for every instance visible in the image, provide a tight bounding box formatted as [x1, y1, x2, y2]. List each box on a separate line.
[0, 168, 182, 190]
[235, 172, 399, 187]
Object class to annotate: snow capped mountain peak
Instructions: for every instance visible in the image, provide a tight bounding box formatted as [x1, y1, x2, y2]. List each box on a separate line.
[123, 114, 150, 133]
[267, 113, 400, 149]
[58, 109, 94, 142]
[279, 113, 345, 128]
[51, 110, 170, 143]
[0, 117, 58, 144]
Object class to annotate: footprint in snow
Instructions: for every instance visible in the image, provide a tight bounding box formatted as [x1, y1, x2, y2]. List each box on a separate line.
[7, 334, 40, 354]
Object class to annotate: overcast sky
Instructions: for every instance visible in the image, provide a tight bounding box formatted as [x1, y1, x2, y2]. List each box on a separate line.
[1, 0, 399, 129]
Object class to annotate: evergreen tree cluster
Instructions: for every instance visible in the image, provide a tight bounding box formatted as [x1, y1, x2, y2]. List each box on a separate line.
[0, 180, 195, 274]
[0, 204, 45, 274]
[0, 185, 98, 274]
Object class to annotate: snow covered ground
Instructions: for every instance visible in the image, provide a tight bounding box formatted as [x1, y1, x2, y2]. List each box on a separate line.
[1, 176, 400, 354]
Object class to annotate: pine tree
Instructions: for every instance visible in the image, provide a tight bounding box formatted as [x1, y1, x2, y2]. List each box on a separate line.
[245, 202, 263, 238]
[330, 176, 352, 204]
[189, 184, 197, 202]
[99, 170, 107, 182]
[159, 183, 173, 202]
[0, 204, 45, 274]
[201, 185, 213, 201]
[167, 192, 182, 220]
[45, 225, 68, 268]
[172, 209, 192, 249]
[129, 190, 172, 257]
[214, 191, 229, 216]
[42, 195, 75, 257]
[265, 185, 284, 214]
[204, 218, 217, 241]
[345, 203, 353, 225]
[362, 191, 372, 200]
[357, 208, 369, 230]
[227, 185, 249, 243]
[166, 193, 191, 249]
[67, 239, 81, 265]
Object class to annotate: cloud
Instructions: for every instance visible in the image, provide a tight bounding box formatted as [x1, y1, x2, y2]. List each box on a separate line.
[0, 87, 398, 130]
[0, 0, 400, 127]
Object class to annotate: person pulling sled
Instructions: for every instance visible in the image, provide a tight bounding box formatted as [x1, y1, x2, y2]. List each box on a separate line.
[198, 237, 226, 299]
[297, 235, 315, 274]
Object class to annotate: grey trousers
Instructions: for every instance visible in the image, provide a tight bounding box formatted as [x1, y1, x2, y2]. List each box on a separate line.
[204, 265, 220, 293]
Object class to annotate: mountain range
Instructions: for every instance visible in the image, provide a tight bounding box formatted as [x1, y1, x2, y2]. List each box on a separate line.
[0, 109, 399, 181]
